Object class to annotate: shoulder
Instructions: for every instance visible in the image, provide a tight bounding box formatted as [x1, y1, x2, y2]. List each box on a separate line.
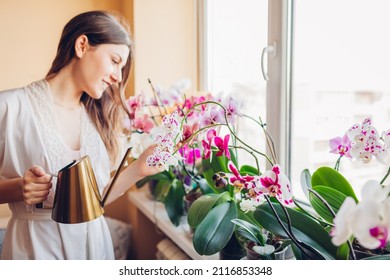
[0, 86, 27, 115]
[0, 86, 26, 102]
[0, 80, 47, 111]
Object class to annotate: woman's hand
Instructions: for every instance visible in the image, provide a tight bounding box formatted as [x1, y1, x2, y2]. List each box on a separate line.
[22, 166, 53, 205]
[134, 144, 164, 178]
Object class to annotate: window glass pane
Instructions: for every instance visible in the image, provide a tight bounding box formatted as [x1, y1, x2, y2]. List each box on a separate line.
[205, 0, 268, 167]
[291, 0, 390, 200]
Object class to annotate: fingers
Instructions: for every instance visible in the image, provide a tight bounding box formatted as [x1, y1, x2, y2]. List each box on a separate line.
[27, 166, 52, 184]
[22, 165, 53, 205]
[29, 165, 46, 177]
[23, 188, 51, 205]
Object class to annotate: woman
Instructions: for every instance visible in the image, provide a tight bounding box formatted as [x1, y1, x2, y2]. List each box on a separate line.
[0, 10, 159, 259]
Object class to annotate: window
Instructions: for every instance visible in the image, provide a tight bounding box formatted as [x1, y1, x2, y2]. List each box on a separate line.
[201, 0, 390, 202]
[291, 0, 390, 200]
[201, 0, 269, 167]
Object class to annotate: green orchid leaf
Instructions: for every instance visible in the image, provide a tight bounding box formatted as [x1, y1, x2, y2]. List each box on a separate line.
[336, 243, 350, 260]
[311, 167, 358, 202]
[231, 218, 264, 245]
[309, 186, 348, 223]
[193, 201, 238, 255]
[362, 254, 390, 260]
[196, 177, 214, 194]
[187, 192, 231, 228]
[239, 165, 259, 176]
[135, 170, 174, 188]
[254, 202, 338, 260]
[154, 180, 171, 201]
[300, 169, 312, 201]
[164, 179, 185, 226]
[228, 147, 238, 168]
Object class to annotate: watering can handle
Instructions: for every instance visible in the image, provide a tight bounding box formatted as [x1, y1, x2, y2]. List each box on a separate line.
[101, 147, 132, 207]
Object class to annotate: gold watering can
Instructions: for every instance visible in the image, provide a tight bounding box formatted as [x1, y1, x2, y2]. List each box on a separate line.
[51, 148, 132, 224]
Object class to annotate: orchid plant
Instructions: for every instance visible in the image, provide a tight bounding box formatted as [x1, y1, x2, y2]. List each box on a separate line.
[143, 81, 390, 260]
[323, 118, 390, 258]
[124, 79, 240, 226]
[144, 87, 300, 259]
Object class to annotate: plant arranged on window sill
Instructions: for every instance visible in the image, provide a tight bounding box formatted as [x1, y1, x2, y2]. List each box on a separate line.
[144, 84, 390, 259]
[124, 79, 228, 225]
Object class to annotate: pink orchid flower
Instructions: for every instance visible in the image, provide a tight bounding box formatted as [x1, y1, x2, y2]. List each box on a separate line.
[258, 165, 294, 207]
[202, 129, 217, 159]
[214, 134, 231, 159]
[226, 161, 257, 189]
[221, 96, 242, 124]
[329, 133, 352, 158]
[182, 122, 199, 141]
[133, 114, 155, 133]
[126, 94, 144, 119]
[200, 107, 224, 127]
[179, 144, 201, 165]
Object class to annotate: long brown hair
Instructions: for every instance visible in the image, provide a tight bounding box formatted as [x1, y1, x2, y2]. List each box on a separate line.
[46, 10, 133, 164]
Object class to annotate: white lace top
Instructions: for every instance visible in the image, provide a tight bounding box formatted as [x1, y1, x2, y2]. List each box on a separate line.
[0, 79, 114, 259]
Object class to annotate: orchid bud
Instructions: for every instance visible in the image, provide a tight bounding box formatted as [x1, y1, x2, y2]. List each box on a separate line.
[212, 172, 227, 188]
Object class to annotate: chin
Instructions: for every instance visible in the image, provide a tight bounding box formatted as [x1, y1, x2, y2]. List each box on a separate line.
[86, 87, 105, 99]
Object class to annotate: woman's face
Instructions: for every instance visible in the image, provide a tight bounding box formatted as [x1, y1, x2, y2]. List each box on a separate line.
[75, 43, 130, 99]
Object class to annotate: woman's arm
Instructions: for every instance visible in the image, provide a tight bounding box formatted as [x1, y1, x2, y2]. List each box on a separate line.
[0, 166, 52, 205]
[0, 177, 24, 204]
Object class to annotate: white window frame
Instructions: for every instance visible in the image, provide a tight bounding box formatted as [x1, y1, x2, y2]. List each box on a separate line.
[198, 0, 293, 175]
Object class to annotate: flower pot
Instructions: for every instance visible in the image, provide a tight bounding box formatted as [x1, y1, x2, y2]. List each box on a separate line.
[219, 234, 246, 260]
[274, 245, 294, 260]
[245, 243, 294, 260]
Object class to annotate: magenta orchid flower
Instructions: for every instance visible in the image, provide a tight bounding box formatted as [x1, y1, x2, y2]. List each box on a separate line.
[179, 145, 201, 165]
[329, 133, 352, 158]
[214, 134, 231, 159]
[225, 161, 257, 189]
[201, 129, 217, 159]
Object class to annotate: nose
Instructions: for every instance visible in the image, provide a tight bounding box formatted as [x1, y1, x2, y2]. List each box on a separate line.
[111, 68, 122, 83]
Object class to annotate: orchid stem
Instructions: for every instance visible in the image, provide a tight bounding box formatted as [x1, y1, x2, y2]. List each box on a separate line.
[264, 196, 314, 259]
[380, 166, 390, 185]
[175, 101, 274, 165]
[148, 78, 168, 116]
[230, 145, 261, 175]
[334, 156, 342, 171]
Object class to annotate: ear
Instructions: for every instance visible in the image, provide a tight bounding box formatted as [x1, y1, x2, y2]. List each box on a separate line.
[74, 35, 89, 58]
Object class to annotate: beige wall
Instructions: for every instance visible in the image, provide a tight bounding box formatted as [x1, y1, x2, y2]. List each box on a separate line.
[0, 0, 124, 90]
[133, 0, 197, 94]
[0, 0, 198, 218]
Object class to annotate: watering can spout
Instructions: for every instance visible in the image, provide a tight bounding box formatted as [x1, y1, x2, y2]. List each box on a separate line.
[52, 148, 132, 224]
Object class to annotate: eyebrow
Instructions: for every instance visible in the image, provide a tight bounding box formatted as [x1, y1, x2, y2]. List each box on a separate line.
[113, 52, 124, 63]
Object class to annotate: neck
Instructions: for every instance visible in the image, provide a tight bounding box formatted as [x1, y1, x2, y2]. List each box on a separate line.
[46, 68, 83, 108]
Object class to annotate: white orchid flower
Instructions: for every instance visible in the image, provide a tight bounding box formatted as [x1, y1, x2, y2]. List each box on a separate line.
[239, 198, 264, 213]
[331, 180, 390, 249]
[128, 133, 154, 158]
[331, 197, 356, 246]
